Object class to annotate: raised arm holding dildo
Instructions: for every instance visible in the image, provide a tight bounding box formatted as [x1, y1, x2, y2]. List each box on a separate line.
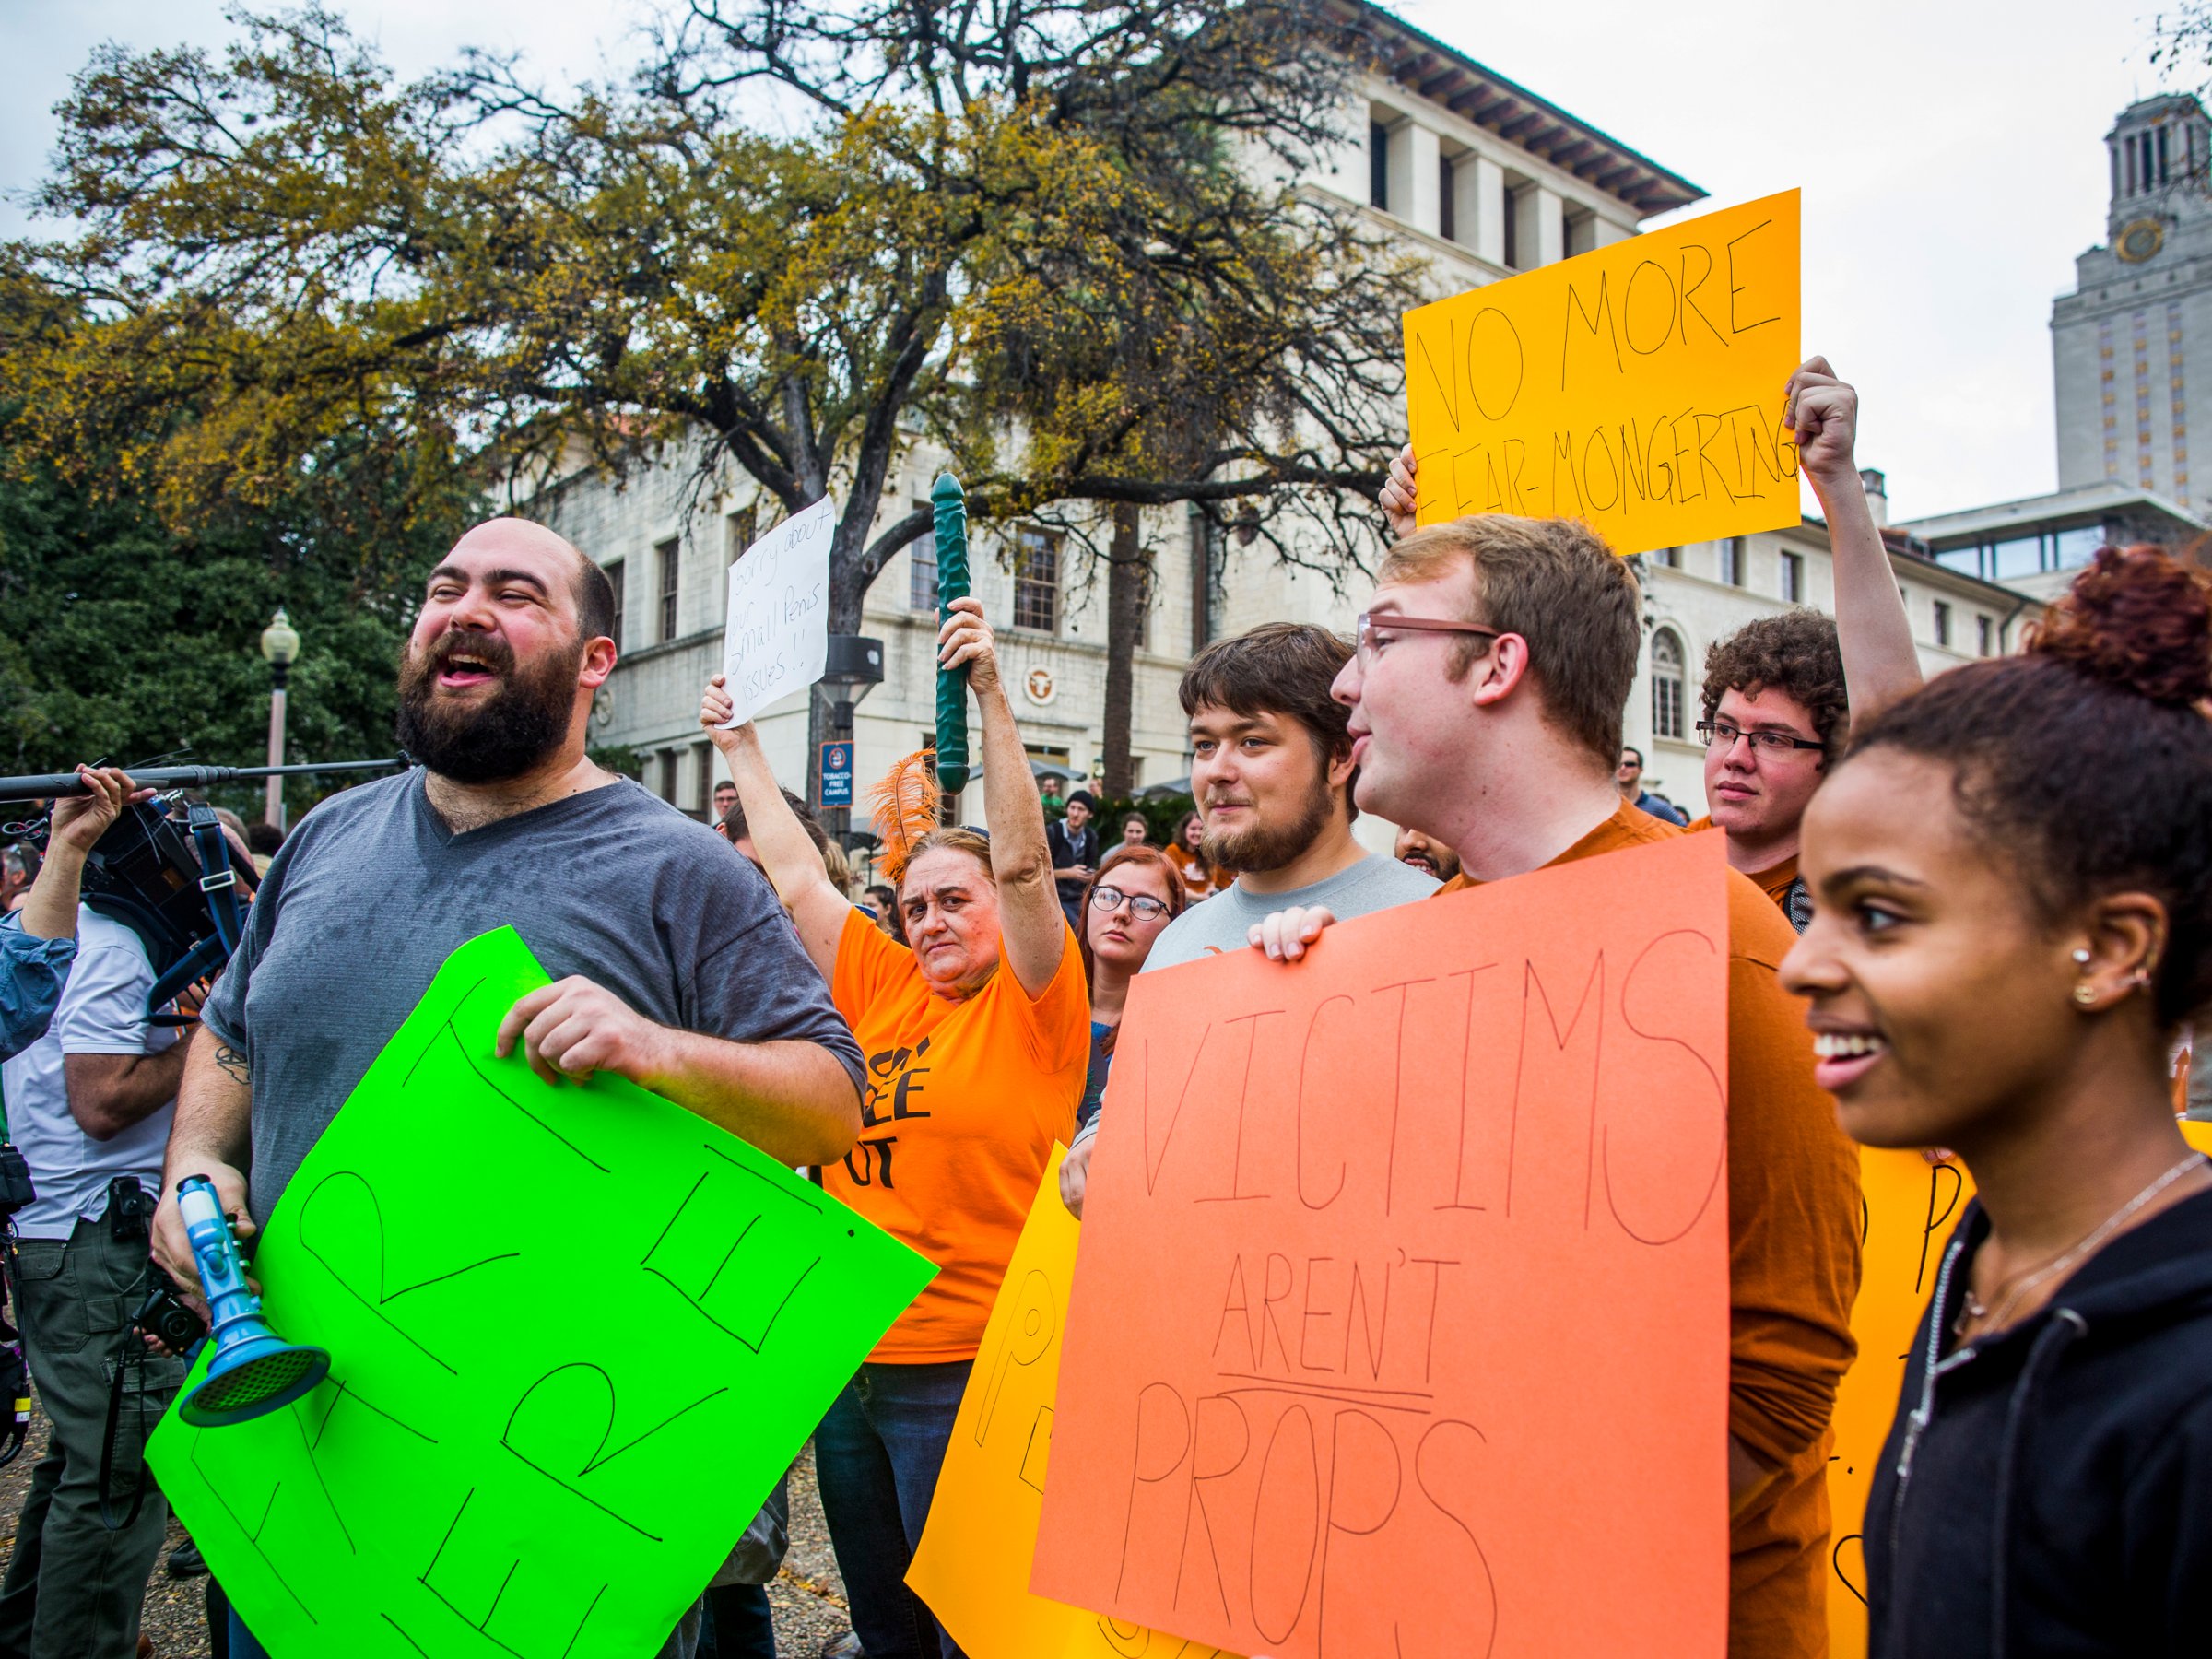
[703, 593, 1088, 1659]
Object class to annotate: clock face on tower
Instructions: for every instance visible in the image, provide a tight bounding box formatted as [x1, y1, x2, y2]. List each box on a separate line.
[2117, 218, 2166, 264]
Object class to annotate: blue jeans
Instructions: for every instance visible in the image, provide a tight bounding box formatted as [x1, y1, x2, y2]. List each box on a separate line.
[702, 1581, 777, 1657]
[229, 1599, 705, 1656]
[812, 1360, 972, 1659]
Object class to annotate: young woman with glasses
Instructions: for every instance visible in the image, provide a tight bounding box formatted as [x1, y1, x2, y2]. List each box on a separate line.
[1075, 846, 1187, 1128]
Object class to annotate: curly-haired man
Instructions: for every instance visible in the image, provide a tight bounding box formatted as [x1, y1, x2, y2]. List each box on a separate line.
[1686, 611, 1853, 929]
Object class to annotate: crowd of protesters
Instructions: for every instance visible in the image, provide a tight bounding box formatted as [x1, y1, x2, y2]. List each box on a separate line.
[1, 355, 2209, 1659]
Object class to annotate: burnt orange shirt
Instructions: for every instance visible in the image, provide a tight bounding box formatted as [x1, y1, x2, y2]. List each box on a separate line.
[827, 909, 1089, 1361]
[1685, 816, 1803, 918]
[1441, 801, 1861, 1658]
[1162, 843, 1222, 900]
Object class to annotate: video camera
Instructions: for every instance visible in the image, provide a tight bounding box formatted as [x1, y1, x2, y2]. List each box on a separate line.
[84, 795, 257, 1018]
[1, 756, 401, 1017]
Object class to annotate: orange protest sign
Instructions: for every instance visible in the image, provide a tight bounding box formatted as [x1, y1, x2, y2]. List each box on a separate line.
[1403, 190, 1802, 558]
[1031, 835, 1733, 1659]
[1826, 1120, 2212, 1656]
[908, 1147, 1244, 1659]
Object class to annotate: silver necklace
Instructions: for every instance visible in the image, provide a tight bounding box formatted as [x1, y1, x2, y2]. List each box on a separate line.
[1956, 1151, 2209, 1336]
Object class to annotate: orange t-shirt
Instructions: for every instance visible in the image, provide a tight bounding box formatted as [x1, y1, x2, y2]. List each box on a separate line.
[1441, 801, 1861, 1659]
[1162, 843, 1221, 900]
[827, 909, 1090, 1362]
[1684, 816, 1804, 917]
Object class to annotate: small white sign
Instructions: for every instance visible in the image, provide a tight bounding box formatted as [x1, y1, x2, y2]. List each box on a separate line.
[718, 495, 835, 726]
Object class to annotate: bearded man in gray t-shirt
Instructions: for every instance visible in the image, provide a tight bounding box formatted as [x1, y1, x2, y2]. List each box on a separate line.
[1061, 623, 1435, 1216]
[149, 519, 864, 1659]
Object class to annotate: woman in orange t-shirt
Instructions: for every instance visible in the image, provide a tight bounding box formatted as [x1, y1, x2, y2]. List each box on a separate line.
[1162, 807, 1220, 900]
[702, 595, 1086, 1659]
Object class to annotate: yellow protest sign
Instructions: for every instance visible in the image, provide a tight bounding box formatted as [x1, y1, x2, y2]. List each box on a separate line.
[1403, 190, 1802, 558]
[1826, 1123, 2212, 1656]
[907, 1148, 1243, 1659]
[1823, 1148, 1970, 1654]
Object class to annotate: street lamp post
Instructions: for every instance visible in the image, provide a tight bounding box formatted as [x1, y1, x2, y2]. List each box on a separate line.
[259, 607, 301, 830]
[812, 635, 886, 847]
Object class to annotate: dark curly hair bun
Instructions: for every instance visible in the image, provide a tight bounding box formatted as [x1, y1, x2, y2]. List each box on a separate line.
[2030, 543, 2212, 709]
[1847, 541, 2212, 1029]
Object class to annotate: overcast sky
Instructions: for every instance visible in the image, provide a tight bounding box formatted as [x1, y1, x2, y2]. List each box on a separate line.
[0, 0, 2182, 521]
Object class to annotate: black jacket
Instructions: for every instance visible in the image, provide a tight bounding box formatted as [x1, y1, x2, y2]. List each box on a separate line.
[1867, 1182, 2212, 1657]
[1047, 819, 1099, 880]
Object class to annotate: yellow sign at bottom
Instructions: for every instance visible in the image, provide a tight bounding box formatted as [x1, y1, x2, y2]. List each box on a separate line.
[1826, 1124, 2212, 1656]
[907, 1147, 1243, 1659]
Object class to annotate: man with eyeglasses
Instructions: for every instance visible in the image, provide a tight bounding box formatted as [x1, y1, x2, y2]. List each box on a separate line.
[1684, 613, 1853, 932]
[1245, 359, 1891, 1658]
[1682, 451, 1926, 930]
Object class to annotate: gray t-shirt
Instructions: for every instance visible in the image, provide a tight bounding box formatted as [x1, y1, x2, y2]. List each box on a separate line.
[199, 771, 865, 1227]
[1072, 851, 1436, 1147]
[1141, 851, 1439, 970]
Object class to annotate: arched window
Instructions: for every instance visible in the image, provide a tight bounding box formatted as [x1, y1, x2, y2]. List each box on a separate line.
[1651, 629, 1687, 741]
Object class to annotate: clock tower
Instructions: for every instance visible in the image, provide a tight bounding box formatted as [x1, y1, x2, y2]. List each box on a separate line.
[2053, 94, 2212, 508]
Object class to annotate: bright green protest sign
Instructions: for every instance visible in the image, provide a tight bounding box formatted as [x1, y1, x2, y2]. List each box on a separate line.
[149, 926, 935, 1658]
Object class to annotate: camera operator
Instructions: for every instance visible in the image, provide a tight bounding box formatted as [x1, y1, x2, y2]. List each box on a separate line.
[2, 769, 147, 1064]
[0, 770, 192, 1659]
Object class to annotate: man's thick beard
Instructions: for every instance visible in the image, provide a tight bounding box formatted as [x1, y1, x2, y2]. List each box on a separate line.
[395, 633, 583, 785]
[1200, 779, 1335, 876]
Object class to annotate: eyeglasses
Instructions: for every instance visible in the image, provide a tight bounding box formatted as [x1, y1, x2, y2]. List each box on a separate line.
[1354, 612, 1502, 665]
[1696, 720, 1825, 757]
[1089, 885, 1171, 922]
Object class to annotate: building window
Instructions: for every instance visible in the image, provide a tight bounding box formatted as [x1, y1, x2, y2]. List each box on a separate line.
[691, 740, 713, 819]
[1780, 550, 1804, 603]
[657, 748, 678, 804]
[655, 536, 680, 642]
[1991, 535, 2041, 581]
[1932, 600, 1951, 648]
[1654, 546, 1681, 569]
[1012, 526, 1062, 634]
[1651, 629, 1687, 741]
[1438, 154, 1454, 241]
[1944, 525, 2108, 578]
[605, 559, 626, 648]
[908, 500, 939, 613]
[724, 505, 758, 565]
[1189, 510, 1217, 653]
[1977, 615, 1994, 657]
[1502, 186, 1520, 269]
[1370, 122, 1390, 211]
[1716, 537, 1746, 587]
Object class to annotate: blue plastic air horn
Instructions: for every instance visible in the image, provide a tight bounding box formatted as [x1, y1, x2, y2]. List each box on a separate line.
[175, 1175, 330, 1428]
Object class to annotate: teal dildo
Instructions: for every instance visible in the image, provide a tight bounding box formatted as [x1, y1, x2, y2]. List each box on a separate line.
[932, 472, 972, 794]
[175, 1175, 330, 1427]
